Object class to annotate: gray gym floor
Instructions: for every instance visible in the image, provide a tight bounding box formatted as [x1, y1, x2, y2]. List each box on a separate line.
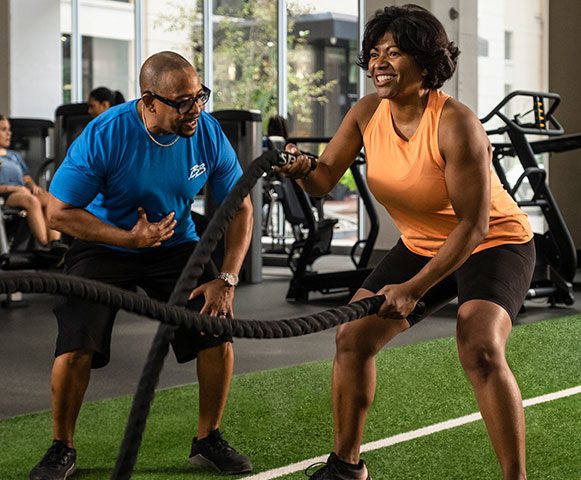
[1, 257, 580, 419]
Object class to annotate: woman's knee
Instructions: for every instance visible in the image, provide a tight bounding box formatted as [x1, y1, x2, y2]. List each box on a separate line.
[335, 322, 386, 361]
[28, 194, 42, 211]
[456, 301, 512, 380]
[17, 193, 42, 212]
[457, 338, 506, 380]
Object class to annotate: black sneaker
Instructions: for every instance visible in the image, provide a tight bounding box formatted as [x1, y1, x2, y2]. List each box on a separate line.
[305, 453, 371, 480]
[29, 440, 77, 480]
[189, 429, 252, 475]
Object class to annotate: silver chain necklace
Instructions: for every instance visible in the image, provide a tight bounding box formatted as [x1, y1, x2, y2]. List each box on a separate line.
[141, 101, 180, 147]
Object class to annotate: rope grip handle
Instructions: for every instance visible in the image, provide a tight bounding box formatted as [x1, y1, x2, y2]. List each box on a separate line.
[276, 150, 318, 171]
[407, 301, 427, 324]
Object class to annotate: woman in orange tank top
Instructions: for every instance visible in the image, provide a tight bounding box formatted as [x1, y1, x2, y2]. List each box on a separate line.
[277, 5, 533, 480]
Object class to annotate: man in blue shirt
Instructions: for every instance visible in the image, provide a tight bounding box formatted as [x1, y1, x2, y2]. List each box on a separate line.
[29, 52, 254, 480]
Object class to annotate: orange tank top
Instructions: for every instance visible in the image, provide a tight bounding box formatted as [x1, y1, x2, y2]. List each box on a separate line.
[363, 89, 533, 257]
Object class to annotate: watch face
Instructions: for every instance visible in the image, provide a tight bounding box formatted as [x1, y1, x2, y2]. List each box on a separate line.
[219, 272, 238, 287]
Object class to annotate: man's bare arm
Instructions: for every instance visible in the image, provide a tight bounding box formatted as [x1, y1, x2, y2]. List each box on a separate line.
[47, 195, 176, 249]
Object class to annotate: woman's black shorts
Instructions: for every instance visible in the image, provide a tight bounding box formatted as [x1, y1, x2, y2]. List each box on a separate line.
[54, 240, 230, 369]
[362, 239, 535, 325]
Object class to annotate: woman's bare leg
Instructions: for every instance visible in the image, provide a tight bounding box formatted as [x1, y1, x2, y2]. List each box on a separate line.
[333, 288, 409, 464]
[456, 300, 526, 480]
[6, 191, 49, 245]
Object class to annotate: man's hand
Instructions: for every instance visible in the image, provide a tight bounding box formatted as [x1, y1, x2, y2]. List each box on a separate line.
[130, 208, 176, 248]
[189, 279, 235, 319]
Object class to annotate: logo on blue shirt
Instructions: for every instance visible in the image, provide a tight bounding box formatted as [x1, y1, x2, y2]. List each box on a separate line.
[189, 163, 206, 180]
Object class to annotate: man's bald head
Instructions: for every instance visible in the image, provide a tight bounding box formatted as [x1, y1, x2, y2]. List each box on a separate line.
[139, 51, 198, 95]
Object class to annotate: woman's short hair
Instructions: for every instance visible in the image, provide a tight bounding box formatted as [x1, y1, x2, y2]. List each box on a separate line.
[0, 114, 6, 121]
[89, 87, 126, 106]
[357, 4, 460, 89]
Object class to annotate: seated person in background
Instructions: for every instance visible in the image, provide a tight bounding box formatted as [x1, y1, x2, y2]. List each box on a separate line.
[87, 87, 126, 118]
[0, 114, 64, 250]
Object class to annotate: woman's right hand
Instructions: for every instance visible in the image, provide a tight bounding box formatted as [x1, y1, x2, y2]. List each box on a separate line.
[273, 143, 315, 180]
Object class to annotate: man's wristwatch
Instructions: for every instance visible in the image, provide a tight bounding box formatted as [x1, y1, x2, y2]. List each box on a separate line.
[217, 272, 239, 288]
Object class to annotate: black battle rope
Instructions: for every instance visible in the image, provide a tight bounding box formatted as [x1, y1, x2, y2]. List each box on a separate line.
[111, 150, 278, 479]
[0, 150, 425, 478]
[112, 150, 422, 479]
[0, 271, 395, 336]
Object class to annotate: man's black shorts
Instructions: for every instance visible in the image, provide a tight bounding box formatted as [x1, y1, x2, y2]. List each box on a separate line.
[362, 239, 535, 325]
[54, 240, 231, 368]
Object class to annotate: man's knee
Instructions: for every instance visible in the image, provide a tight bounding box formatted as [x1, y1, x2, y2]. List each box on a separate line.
[55, 349, 94, 368]
[199, 341, 233, 360]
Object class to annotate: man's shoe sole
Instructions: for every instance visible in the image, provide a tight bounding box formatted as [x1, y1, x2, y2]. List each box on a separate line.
[189, 454, 252, 475]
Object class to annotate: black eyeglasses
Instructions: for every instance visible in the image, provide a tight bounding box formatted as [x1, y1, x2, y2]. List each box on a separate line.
[145, 85, 211, 114]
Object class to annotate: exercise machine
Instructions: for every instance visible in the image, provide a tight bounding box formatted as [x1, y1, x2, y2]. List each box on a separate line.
[481, 90, 576, 306]
[273, 137, 379, 301]
[54, 103, 92, 168]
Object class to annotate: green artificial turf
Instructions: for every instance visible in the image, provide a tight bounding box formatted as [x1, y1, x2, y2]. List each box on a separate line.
[1, 316, 579, 479]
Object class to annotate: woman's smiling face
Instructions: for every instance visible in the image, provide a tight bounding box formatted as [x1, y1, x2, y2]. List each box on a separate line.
[368, 32, 426, 99]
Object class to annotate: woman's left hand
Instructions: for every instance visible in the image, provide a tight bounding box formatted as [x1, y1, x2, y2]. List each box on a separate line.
[376, 283, 420, 320]
[272, 143, 314, 180]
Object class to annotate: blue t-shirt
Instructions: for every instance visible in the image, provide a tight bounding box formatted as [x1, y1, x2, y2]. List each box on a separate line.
[0, 150, 29, 186]
[50, 100, 242, 251]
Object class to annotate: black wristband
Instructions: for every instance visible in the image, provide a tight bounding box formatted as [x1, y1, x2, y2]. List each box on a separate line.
[303, 156, 317, 179]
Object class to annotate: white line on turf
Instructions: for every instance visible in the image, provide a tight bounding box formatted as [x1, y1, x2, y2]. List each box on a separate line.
[243, 385, 581, 480]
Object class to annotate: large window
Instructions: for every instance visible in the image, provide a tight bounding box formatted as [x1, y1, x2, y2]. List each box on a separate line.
[286, 1, 361, 248]
[61, 0, 134, 102]
[478, 0, 547, 118]
[144, 0, 203, 72]
[82, 36, 131, 99]
[212, 0, 278, 123]
[478, 0, 548, 232]
[287, 1, 359, 138]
